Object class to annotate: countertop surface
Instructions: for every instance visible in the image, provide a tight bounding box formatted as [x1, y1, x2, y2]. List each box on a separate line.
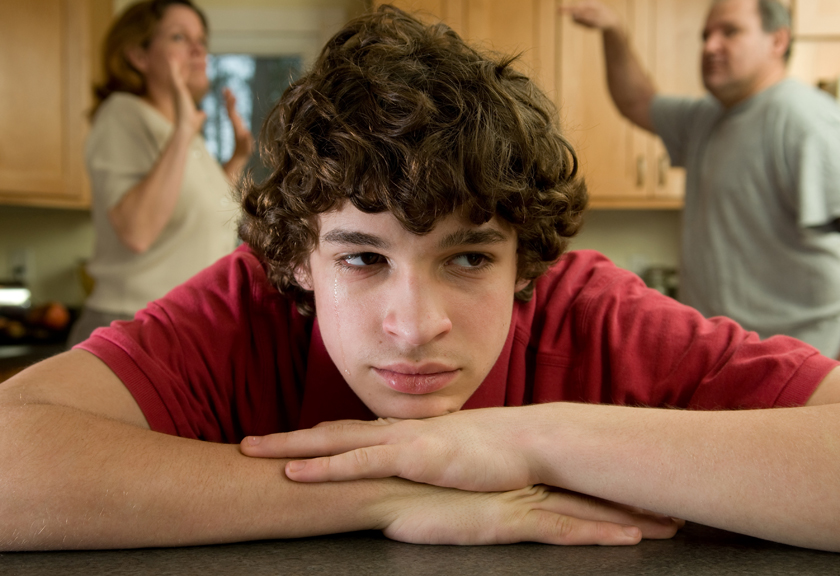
[0, 343, 65, 366]
[2, 523, 838, 575]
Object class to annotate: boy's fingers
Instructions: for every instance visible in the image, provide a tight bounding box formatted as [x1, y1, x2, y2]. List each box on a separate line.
[284, 446, 400, 482]
[535, 490, 681, 540]
[522, 511, 642, 546]
[240, 421, 397, 458]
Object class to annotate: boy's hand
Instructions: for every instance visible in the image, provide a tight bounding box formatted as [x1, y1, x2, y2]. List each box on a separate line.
[242, 405, 549, 492]
[379, 483, 681, 546]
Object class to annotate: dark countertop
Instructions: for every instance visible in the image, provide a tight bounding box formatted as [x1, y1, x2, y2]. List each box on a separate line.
[1, 523, 837, 575]
[0, 343, 65, 370]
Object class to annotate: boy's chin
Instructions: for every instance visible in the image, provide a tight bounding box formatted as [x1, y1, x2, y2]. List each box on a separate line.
[363, 391, 462, 420]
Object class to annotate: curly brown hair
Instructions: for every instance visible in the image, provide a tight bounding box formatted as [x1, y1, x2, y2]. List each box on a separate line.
[239, 4, 588, 316]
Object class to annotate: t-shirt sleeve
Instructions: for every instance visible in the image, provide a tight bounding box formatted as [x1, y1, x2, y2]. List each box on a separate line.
[775, 91, 840, 229]
[86, 97, 163, 209]
[649, 95, 705, 168]
[536, 252, 837, 409]
[74, 247, 307, 442]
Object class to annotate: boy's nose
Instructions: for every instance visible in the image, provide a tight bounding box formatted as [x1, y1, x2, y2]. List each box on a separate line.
[381, 274, 452, 347]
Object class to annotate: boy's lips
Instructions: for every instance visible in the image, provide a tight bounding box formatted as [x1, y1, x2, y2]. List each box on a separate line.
[373, 363, 460, 395]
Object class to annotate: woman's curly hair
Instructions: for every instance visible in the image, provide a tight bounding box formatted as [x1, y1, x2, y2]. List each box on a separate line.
[239, 4, 588, 316]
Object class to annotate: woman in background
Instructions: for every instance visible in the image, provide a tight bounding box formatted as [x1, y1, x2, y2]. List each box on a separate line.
[67, 0, 252, 347]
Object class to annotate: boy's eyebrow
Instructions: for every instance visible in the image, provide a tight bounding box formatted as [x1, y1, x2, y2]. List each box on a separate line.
[322, 229, 389, 249]
[321, 227, 509, 250]
[439, 228, 509, 249]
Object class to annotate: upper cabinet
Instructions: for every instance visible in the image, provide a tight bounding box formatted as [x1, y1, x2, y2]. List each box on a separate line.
[788, 0, 840, 92]
[560, 0, 706, 208]
[793, 0, 840, 36]
[0, 0, 109, 209]
[380, 0, 557, 95]
[376, 0, 705, 209]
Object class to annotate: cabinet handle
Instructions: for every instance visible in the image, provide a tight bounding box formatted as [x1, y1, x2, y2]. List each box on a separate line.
[658, 154, 669, 186]
[636, 156, 646, 187]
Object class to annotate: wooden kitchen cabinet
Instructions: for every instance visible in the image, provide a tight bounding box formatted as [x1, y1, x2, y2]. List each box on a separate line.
[0, 0, 110, 209]
[377, 0, 557, 96]
[559, 0, 707, 208]
[375, 0, 706, 209]
[788, 1, 840, 93]
[792, 0, 840, 37]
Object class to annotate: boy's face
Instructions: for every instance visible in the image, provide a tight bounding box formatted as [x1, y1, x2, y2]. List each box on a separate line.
[299, 203, 528, 419]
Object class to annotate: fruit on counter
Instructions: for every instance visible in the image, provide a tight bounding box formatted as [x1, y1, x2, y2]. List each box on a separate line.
[0, 316, 26, 339]
[26, 302, 71, 331]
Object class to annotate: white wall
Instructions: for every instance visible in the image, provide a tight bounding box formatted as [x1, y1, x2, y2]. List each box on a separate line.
[0, 206, 93, 306]
[570, 209, 681, 275]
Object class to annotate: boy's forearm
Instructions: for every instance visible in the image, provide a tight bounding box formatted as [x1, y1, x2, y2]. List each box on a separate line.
[531, 402, 840, 551]
[0, 404, 388, 550]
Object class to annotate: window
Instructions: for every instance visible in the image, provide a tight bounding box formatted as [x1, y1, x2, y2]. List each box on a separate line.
[202, 54, 302, 182]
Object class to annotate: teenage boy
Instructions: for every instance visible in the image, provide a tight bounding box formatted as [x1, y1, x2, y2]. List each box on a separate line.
[1, 5, 838, 552]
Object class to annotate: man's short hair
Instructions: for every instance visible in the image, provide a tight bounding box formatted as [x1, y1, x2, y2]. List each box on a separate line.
[709, 0, 792, 61]
[758, 0, 792, 61]
[238, 5, 587, 316]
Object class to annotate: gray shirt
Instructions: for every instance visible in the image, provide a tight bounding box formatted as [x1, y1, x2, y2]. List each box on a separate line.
[650, 79, 840, 356]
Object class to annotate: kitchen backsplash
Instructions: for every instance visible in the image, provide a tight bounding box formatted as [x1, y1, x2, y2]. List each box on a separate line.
[0, 205, 681, 307]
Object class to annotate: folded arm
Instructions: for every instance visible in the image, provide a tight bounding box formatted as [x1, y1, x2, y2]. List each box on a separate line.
[246, 368, 840, 552]
[0, 350, 676, 550]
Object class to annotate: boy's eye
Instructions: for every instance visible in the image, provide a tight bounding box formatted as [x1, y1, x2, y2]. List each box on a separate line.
[343, 253, 385, 267]
[450, 253, 487, 268]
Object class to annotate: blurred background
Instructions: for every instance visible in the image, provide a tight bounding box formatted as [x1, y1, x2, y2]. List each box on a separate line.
[0, 0, 836, 354]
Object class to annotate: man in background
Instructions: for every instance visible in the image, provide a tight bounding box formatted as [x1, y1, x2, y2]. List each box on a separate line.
[564, 0, 840, 357]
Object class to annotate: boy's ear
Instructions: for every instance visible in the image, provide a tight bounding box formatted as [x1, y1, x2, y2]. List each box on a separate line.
[294, 265, 313, 291]
[514, 278, 530, 293]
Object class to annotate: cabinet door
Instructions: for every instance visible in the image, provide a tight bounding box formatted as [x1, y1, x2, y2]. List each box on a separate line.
[0, 0, 91, 208]
[647, 0, 707, 202]
[793, 0, 840, 36]
[375, 0, 468, 35]
[559, 0, 645, 205]
[378, 1, 555, 93]
[788, 40, 840, 90]
[457, 0, 556, 94]
[561, 0, 706, 207]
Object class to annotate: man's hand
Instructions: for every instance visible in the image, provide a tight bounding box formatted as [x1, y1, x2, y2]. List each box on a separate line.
[380, 483, 682, 546]
[561, 0, 621, 31]
[242, 406, 558, 492]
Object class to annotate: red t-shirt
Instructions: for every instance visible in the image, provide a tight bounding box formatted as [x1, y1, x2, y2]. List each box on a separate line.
[77, 246, 837, 442]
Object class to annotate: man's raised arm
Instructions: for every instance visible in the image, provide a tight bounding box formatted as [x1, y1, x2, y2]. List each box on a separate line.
[0, 350, 677, 550]
[562, 0, 658, 132]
